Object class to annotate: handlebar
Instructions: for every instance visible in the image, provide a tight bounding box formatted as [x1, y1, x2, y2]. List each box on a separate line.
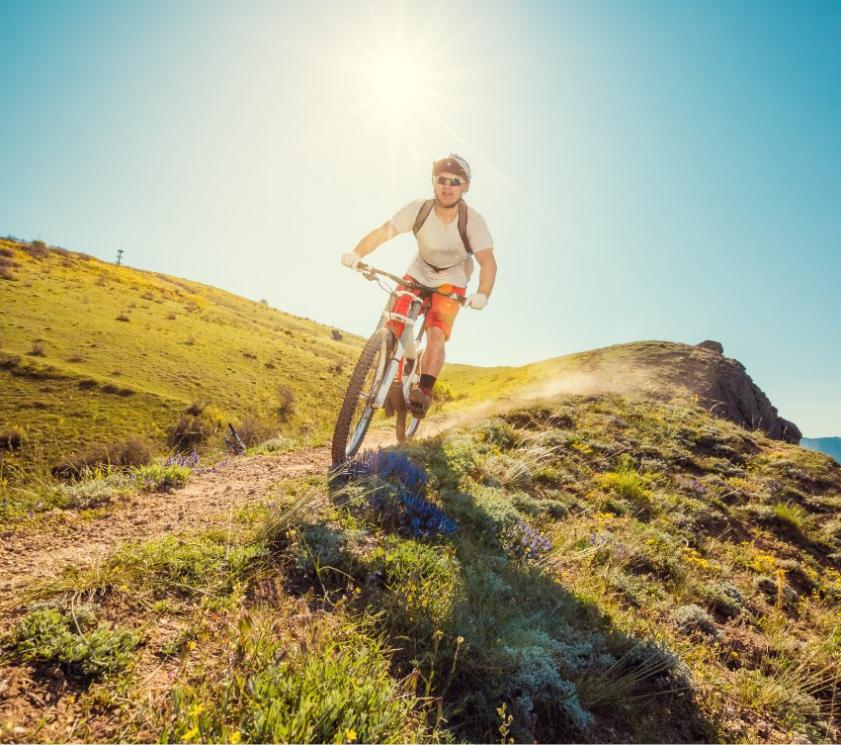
[355, 262, 467, 306]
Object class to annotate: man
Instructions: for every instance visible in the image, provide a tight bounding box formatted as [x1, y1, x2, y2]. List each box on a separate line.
[341, 153, 497, 418]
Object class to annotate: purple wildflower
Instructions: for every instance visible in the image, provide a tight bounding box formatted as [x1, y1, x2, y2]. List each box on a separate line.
[500, 519, 552, 561]
[346, 449, 457, 538]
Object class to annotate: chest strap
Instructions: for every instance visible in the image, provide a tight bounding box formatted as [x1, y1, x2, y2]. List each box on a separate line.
[412, 199, 473, 273]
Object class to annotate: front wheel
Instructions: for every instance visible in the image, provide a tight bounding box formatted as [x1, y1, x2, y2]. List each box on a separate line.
[332, 328, 394, 464]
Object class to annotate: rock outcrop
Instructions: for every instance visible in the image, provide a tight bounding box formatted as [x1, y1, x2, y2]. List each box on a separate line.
[687, 341, 801, 443]
[569, 340, 802, 444]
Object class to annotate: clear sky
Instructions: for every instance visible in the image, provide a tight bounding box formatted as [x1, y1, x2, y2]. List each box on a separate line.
[1, 0, 839, 436]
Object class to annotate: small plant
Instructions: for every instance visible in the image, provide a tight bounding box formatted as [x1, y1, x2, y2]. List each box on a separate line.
[28, 340, 46, 357]
[497, 702, 514, 744]
[341, 450, 458, 539]
[24, 240, 50, 259]
[52, 437, 153, 479]
[250, 437, 290, 454]
[134, 463, 190, 492]
[164, 450, 199, 468]
[673, 603, 718, 637]
[171, 412, 214, 450]
[772, 501, 812, 534]
[598, 470, 652, 511]
[499, 519, 552, 561]
[59, 468, 133, 509]
[277, 385, 296, 421]
[0, 427, 23, 452]
[7, 605, 139, 679]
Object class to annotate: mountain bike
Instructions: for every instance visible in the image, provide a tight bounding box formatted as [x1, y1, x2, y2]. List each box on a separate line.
[331, 262, 467, 465]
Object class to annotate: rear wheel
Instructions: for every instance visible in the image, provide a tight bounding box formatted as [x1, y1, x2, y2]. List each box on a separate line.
[396, 410, 422, 442]
[332, 328, 394, 464]
[395, 348, 423, 443]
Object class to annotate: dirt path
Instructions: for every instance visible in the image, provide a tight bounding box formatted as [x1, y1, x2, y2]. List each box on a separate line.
[0, 403, 498, 609]
[0, 447, 331, 602]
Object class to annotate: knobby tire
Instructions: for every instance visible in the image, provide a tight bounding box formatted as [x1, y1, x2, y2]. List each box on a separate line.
[331, 328, 394, 464]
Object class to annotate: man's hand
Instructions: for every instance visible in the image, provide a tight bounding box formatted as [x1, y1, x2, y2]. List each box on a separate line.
[466, 293, 488, 310]
[341, 252, 362, 270]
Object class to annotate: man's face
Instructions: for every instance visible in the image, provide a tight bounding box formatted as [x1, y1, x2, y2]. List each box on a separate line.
[433, 171, 468, 207]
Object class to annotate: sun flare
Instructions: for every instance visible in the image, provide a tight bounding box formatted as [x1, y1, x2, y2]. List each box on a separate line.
[363, 43, 429, 123]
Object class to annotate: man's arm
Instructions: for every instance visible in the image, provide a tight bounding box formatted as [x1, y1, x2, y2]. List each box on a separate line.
[473, 247, 497, 296]
[353, 221, 399, 258]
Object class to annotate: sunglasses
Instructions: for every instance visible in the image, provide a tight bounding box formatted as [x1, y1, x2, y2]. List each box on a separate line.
[436, 175, 464, 187]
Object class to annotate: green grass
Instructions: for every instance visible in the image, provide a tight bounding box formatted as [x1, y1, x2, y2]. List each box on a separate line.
[7, 392, 841, 742]
[0, 237, 365, 494]
[134, 463, 190, 492]
[3, 605, 140, 680]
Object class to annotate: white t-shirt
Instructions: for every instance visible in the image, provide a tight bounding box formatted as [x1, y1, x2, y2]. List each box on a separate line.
[390, 199, 494, 287]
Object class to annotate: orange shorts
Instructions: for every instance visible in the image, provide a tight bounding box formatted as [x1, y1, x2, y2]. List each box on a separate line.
[387, 275, 466, 342]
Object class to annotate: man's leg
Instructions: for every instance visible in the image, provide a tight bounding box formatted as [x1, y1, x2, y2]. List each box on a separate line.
[408, 323, 449, 418]
[421, 326, 446, 378]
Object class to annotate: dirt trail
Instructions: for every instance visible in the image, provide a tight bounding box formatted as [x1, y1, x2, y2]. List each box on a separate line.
[0, 396, 529, 608]
[0, 448, 331, 603]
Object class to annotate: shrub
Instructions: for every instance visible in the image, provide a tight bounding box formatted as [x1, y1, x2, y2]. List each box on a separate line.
[700, 581, 745, 619]
[8, 606, 139, 679]
[235, 415, 275, 447]
[673, 604, 718, 637]
[170, 413, 214, 450]
[28, 340, 46, 357]
[0, 255, 19, 280]
[0, 427, 23, 452]
[277, 385, 295, 421]
[598, 471, 652, 512]
[24, 240, 50, 259]
[291, 523, 352, 582]
[59, 470, 133, 509]
[251, 437, 290, 454]
[134, 463, 190, 492]
[52, 437, 153, 479]
[184, 401, 205, 417]
[116, 314, 130, 322]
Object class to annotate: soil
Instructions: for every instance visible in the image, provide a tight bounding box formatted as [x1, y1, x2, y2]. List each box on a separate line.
[0, 447, 331, 603]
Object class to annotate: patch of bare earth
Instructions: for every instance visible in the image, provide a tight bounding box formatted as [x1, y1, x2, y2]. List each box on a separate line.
[0, 447, 330, 603]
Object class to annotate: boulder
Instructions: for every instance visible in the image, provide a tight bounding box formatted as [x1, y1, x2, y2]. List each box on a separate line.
[696, 340, 724, 355]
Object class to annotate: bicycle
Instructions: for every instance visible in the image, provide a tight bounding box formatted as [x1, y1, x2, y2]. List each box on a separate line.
[331, 262, 467, 465]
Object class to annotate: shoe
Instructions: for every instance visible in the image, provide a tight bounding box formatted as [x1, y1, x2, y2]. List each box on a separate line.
[408, 387, 432, 419]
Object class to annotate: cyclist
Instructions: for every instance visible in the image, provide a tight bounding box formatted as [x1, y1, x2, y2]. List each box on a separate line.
[341, 153, 497, 418]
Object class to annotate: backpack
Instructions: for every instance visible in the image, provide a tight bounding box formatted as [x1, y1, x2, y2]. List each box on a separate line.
[412, 199, 473, 273]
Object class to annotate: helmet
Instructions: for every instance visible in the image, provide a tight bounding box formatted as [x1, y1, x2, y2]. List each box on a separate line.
[432, 153, 471, 183]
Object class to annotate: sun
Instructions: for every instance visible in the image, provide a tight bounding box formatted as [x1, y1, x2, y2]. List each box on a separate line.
[362, 42, 429, 124]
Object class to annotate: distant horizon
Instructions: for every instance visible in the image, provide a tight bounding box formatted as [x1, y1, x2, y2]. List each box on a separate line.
[2, 1, 839, 435]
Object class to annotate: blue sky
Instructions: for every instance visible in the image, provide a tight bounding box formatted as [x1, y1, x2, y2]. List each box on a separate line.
[1, 0, 839, 435]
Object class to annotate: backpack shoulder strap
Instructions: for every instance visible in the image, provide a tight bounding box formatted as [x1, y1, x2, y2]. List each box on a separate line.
[457, 200, 473, 254]
[412, 199, 436, 237]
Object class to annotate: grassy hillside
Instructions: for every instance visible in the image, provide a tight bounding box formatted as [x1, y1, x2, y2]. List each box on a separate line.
[2, 392, 839, 742]
[0, 237, 364, 485]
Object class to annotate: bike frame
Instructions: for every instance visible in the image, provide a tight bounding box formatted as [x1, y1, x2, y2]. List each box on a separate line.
[358, 262, 465, 409]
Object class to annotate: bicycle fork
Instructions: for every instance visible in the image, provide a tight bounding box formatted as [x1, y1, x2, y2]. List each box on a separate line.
[373, 294, 424, 408]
